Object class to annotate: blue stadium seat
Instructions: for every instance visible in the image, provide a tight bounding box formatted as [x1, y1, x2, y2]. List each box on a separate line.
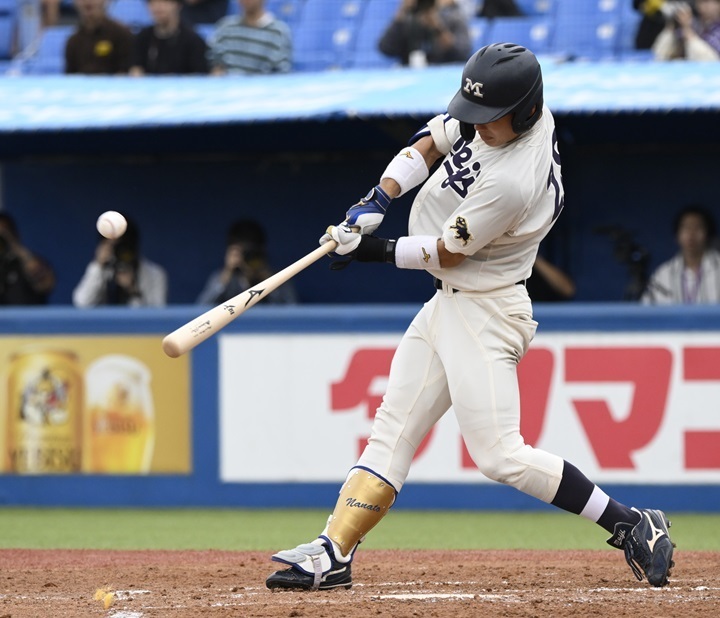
[515, 0, 556, 16]
[347, 0, 398, 70]
[195, 23, 215, 43]
[264, 0, 306, 29]
[468, 17, 490, 53]
[108, 0, 152, 32]
[0, 1, 15, 60]
[551, 0, 621, 60]
[24, 25, 74, 74]
[292, 0, 364, 72]
[486, 16, 553, 54]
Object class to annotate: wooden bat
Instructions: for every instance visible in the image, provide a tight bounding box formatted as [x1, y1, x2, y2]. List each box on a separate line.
[162, 240, 337, 358]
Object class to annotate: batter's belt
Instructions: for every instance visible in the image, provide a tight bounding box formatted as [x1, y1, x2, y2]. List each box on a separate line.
[433, 277, 526, 293]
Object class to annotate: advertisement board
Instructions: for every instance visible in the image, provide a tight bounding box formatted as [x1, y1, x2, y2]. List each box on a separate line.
[0, 336, 191, 475]
[220, 332, 720, 485]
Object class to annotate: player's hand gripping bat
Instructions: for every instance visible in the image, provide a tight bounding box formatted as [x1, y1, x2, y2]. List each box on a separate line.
[162, 241, 337, 358]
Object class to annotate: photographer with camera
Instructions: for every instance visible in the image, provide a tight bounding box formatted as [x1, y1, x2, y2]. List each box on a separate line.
[72, 217, 168, 307]
[378, 0, 471, 67]
[196, 219, 297, 305]
[652, 0, 720, 60]
[0, 213, 56, 305]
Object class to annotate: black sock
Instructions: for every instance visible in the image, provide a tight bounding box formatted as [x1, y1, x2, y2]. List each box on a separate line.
[550, 461, 641, 534]
[551, 461, 595, 515]
[597, 499, 641, 534]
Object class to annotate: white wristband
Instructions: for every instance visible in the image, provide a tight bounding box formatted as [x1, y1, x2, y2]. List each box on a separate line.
[380, 147, 429, 198]
[395, 236, 440, 270]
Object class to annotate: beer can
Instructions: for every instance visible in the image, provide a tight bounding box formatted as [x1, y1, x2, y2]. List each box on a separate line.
[6, 348, 83, 474]
[84, 354, 155, 474]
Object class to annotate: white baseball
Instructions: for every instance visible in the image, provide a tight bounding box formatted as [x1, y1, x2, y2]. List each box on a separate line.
[96, 211, 127, 240]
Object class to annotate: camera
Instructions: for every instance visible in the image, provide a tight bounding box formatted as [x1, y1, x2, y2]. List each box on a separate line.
[112, 237, 139, 273]
[661, 1, 690, 26]
[595, 225, 651, 301]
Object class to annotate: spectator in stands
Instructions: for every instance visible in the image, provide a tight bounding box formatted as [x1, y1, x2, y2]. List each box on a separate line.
[207, 0, 292, 75]
[476, 0, 524, 18]
[65, 0, 133, 74]
[73, 217, 168, 307]
[378, 0, 472, 67]
[0, 213, 56, 305]
[527, 254, 576, 302]
[42, 0, 79, 27]
[42, 0, 62, 27]
[652, 0, 720, 60]
[197, 219, 297, 304]
[641, 205, 720, 304]
[130, 0, 210, 75]
[181, 0, 228, 26]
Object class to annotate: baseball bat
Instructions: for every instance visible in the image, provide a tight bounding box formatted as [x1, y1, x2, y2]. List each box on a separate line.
[162, 240, 337, 358]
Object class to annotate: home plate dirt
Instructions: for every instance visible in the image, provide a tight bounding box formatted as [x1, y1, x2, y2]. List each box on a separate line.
[1, 549, 718, 617]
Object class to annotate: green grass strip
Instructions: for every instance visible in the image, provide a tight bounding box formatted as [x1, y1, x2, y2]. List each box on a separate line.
[0, 508, 717, 551]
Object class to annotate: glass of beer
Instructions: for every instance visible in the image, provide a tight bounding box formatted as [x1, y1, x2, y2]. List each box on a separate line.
[84, 354, 155, 474]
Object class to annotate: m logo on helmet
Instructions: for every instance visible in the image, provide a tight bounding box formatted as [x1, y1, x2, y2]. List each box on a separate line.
[463, 78, 484, 99]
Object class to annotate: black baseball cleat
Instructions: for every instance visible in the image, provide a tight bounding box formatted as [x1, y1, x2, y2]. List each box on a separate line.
[266, 542, 352, 591]
[266, 562, 352, 591]
[607, 508, 676, 587]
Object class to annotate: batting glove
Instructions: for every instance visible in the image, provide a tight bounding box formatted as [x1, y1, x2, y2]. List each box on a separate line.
[319, 224, 361, 256]
[344, 185, 392, 235]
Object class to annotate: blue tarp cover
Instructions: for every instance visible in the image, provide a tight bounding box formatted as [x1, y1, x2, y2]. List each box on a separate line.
[1, 60, 719, 132]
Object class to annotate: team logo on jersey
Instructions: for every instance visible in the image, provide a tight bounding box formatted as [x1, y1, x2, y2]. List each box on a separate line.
[399, 149, 414, 159]
[441, 137, 482, 198]
[463, 78, 484, 99]
[450, 217, 473, 246]
[421, 247, 431, 263]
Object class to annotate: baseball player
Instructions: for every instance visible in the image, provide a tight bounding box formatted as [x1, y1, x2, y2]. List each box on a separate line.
[266, 43, 675, 591]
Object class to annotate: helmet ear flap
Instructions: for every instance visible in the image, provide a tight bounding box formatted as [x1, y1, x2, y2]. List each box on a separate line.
[459, 121, 475, 142]
[512, 96, 543, 134]
[510, 76, 544, 134]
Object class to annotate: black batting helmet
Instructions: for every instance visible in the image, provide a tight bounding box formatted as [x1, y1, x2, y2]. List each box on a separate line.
[448, 43, 544, 139]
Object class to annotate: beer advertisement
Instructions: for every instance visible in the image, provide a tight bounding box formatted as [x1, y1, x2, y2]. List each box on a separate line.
[0, 337, 190, 475]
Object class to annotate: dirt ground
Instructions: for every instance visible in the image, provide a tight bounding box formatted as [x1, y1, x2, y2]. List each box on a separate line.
[0, 548, 718, 618]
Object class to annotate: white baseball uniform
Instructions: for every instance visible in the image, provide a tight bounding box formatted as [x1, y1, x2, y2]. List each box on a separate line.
[356, 107, 567, 503]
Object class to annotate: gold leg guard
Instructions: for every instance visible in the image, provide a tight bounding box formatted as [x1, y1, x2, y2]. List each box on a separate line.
[326, 468, 396, 557]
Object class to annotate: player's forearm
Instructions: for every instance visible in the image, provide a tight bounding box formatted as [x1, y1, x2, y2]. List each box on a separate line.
[437, 238, 465, 268]
[410, 134, 445, 170]
[534, 257, 575, 298]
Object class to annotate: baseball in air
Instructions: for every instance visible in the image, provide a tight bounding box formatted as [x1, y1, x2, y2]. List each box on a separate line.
[96, 211, 127, 239]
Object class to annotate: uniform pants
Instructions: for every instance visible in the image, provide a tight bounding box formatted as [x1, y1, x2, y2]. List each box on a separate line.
[357, 284, 564, 503]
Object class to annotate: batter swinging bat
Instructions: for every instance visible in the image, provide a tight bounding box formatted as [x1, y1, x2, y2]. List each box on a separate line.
[162, 240, 338, 358]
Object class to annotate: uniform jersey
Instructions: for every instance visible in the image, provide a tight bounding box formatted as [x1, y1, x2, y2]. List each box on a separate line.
[409, 106, 564, 292]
